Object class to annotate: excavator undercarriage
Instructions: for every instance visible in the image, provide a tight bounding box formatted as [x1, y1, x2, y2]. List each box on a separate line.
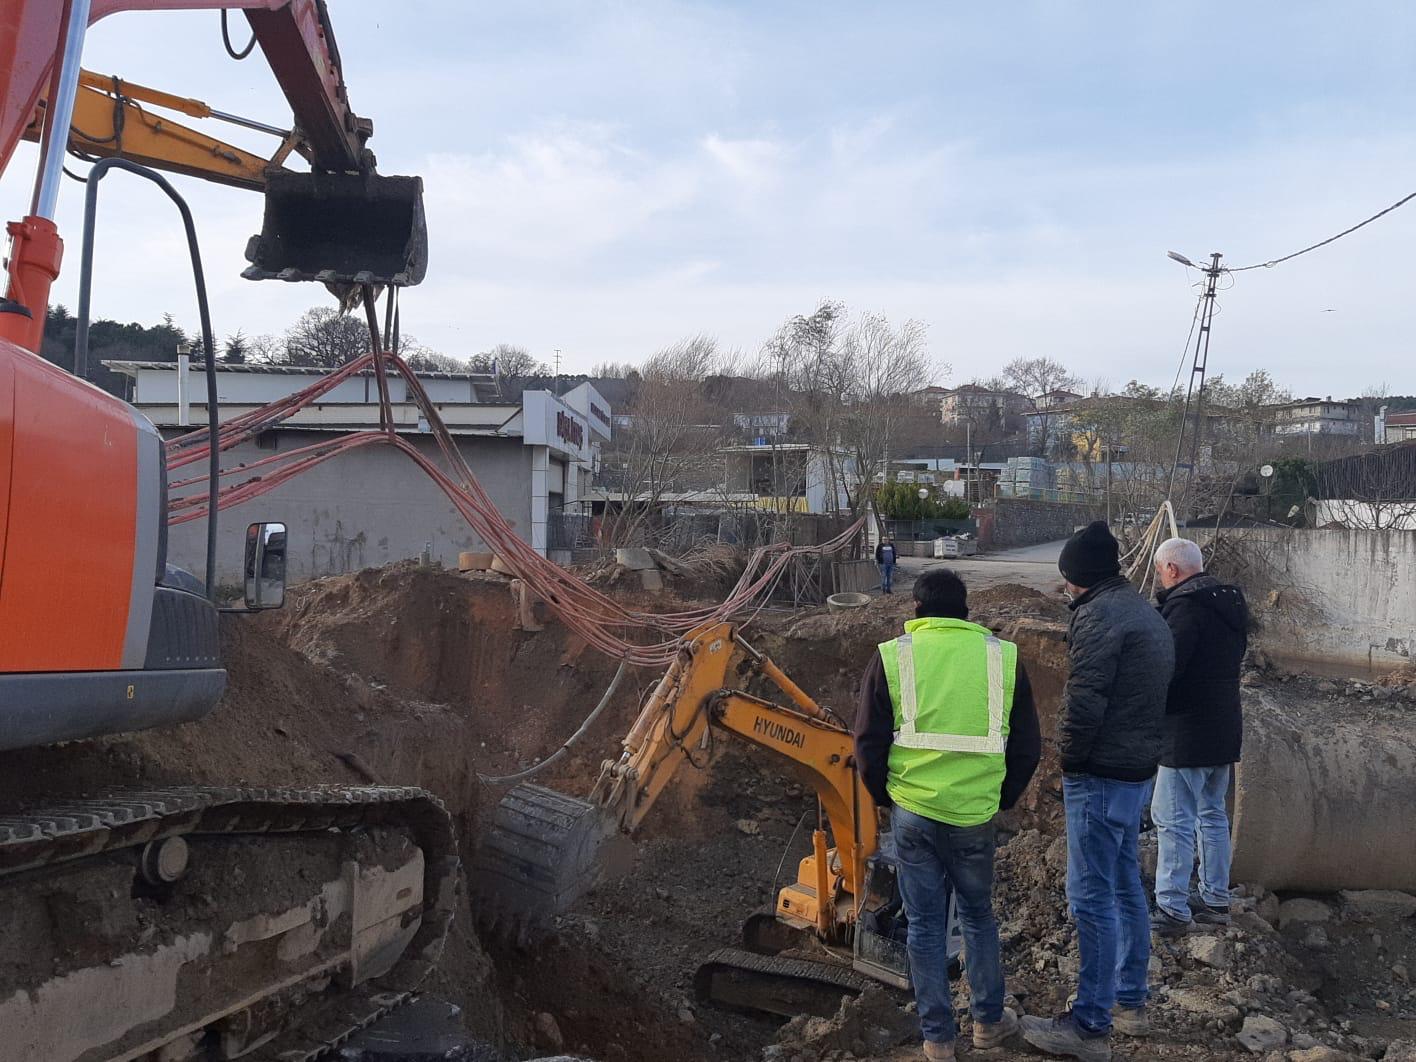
[0, 785, 457, 1061]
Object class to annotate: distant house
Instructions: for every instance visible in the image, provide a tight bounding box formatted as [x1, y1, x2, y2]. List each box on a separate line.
[1267, 397, 1362, 437]
[731, 411, 791, 440]
[937, 384, 1031, 425]
[720, 443, 856, 514]
[1036, 388, 1083, 410]
[909, 385, 953, 410]
[1376, 408, 1416, 445]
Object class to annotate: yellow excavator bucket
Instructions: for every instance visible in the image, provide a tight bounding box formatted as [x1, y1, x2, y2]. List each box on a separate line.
[243, 170, 428, 287]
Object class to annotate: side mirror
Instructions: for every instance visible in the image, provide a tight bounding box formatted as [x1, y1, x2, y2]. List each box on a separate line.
[244, 521, 287, 610]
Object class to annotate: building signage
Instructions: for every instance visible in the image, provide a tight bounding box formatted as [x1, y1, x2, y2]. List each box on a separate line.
[556, 409, 585, 448]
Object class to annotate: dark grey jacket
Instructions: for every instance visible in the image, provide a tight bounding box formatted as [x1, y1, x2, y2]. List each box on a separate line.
[1061, 575, 1175, 781]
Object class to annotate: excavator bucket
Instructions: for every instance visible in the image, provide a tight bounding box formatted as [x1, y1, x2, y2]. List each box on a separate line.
[470, 783, 630, 944]
[243, 170, 428, 286]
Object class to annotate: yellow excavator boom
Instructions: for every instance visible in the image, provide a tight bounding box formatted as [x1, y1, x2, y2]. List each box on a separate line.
[24, 69, 292, 191]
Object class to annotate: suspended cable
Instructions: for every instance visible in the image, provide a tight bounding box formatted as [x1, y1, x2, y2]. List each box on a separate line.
[1227, 189, 1416, 272]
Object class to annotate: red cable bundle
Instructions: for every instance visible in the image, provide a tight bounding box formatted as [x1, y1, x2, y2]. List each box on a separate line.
[167, 340, 863, 667]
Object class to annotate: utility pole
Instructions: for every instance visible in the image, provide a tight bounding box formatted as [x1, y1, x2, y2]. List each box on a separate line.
[553, 348, 562, 396]
[965, 420, 972, 505]
[1167, 251, 1223, 514]
[1105, 441, 1113, 527]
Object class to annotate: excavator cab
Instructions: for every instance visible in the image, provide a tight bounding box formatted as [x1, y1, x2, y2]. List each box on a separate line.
[243, 170, 428, 287]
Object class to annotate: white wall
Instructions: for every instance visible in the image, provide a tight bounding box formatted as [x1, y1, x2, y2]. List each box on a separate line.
[1188, 528, 1416, 675]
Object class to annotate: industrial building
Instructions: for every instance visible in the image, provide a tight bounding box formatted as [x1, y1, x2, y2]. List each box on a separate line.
[105, 360, 610, 584]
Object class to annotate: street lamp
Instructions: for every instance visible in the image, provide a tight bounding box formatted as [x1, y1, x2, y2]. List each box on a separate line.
[917, 488, 929, 500]
[1167, 251, 1197, 267]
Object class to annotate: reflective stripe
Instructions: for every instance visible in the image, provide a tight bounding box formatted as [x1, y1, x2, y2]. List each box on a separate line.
[897, 633, 918, 725]
[893, 634, 1006, 755]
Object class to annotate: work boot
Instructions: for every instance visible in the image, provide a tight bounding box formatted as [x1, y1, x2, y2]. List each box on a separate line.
[1150, 906, 1191, 938]
[1019, 1013, 1112, 1060]
[972, 1005, 1019, 1048]
[922, 1039, 956, 1060]
[1112, 1005, 1151, 1036]
[1188, 888, 1232, 925]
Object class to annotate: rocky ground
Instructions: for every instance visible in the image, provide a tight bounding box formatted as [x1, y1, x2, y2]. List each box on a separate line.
[14, 560, 1410, 1061]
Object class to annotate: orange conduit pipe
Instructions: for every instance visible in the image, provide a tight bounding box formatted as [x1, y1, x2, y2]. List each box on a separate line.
[164, 329, 866, 667]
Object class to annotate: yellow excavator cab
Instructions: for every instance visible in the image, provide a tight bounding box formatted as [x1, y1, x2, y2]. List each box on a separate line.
[243, 170, 428, 287]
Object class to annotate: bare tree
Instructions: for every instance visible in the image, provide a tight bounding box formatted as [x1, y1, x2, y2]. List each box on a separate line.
[279, 307, 370, 367]
[1001, 355, 1081, 456]
[403, 348, 469, 372]
[471, 343, 548, 378]
[599, 335, 730, 547]
[835, 313, 939, 512]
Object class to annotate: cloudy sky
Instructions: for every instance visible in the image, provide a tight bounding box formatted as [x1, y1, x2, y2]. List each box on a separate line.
[6, 1, 1416, 394]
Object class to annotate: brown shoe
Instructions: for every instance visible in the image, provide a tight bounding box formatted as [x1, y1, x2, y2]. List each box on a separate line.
[1112, 1005, 1150, 1036]
[923, 1040, 956, 1060]
[973, 1005, 1020, 1048]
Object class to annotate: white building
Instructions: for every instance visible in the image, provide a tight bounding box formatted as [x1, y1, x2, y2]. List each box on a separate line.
[1268, 397, 1361, 437]
[720, 443, 856, 513]
[106, 360, 609, 582]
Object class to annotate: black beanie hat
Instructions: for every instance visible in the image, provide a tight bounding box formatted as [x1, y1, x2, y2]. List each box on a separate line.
[1058, 520, 1121, 587]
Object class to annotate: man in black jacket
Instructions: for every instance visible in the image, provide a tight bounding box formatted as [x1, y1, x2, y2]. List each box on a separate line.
[1149, 538, 1248, 937]
[1022, 521, 1174, 1062]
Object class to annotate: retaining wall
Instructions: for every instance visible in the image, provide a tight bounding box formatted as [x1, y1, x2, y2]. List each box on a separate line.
[982, 499, 1104, 550]
[1188, 527, 1416, 675]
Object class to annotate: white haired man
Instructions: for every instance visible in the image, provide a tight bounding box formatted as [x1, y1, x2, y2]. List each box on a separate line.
[1149, 538, 1249, 938]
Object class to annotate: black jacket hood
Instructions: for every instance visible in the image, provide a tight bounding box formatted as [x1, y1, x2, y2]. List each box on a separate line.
[1158, 573, 1248, 633]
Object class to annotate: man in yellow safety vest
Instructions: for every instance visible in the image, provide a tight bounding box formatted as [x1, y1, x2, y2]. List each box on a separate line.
[854, 568, 1042, 1060]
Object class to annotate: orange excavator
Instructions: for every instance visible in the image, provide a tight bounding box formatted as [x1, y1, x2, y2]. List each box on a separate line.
[0, 3, 453, 1058]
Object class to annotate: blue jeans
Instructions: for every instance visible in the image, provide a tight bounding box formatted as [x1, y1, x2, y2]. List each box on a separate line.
[1063, 774, 1151, 1036]
[893, 807, 1004, 1045]
[1152, 765, 1233, 919]
[880, 562, 895, 591]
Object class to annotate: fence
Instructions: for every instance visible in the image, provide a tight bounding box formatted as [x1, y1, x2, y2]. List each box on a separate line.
[882, 517, 977, 543]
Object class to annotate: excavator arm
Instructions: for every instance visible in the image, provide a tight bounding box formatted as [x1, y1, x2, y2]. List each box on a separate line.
[22, 71, 290, 191]
[474, 622, 881, 946]
[1, 0, 425, 354]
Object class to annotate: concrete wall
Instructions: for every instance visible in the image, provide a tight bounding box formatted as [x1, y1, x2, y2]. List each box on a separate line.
[1188, 527, 1416, 675]
[167, 431, 533, 587]
[982, 498, 1103, 550]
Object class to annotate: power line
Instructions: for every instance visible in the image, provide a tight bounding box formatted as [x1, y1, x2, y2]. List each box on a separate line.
[1227, 189, 1416, 272]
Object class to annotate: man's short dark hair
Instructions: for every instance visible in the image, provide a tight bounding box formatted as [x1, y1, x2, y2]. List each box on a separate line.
[913, 568, 968, 619]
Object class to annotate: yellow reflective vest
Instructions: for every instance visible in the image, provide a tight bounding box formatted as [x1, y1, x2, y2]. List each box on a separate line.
[877, 616, 1018, 826]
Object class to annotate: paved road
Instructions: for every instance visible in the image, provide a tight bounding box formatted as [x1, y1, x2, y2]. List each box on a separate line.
[883, 540, 1066, 596]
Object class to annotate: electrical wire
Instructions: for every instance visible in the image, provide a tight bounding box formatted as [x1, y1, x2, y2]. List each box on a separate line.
[220, 9, 258, 60]
[1227, 189, 1416, 272]
[162, 336, 865, 667]
[477, 661, 629, 785]
[1167, 291, 1205, 399]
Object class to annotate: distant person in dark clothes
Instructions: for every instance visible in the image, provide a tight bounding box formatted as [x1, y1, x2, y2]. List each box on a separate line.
[1021, 521, 1174, 1061]
[855, 568, 1041, 1060]
[875, 538, 899, 594]
[1149, 537, 1248, 938]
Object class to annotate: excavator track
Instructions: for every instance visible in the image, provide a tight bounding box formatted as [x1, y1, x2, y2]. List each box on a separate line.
[693, 947, 873, 1019]
[0, 785, 458, 1062]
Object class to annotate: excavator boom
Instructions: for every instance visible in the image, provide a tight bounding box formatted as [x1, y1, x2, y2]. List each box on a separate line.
[472, 622, 933, 1017]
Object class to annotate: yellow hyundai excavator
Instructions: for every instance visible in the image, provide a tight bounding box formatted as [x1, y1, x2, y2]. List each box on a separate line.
[473, 621, 963, 1018]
